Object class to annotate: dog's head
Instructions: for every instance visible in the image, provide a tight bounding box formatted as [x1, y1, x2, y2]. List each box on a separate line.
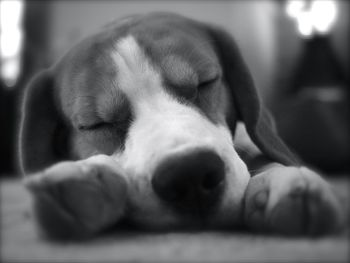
[19, 13, 298, 229]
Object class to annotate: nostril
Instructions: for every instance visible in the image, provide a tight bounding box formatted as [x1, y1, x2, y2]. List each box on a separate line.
[201, 172, 224, 192]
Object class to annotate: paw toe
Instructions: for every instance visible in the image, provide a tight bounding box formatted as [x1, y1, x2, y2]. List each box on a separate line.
[268, 191, 308, 235]
[269, 183, 343, 236]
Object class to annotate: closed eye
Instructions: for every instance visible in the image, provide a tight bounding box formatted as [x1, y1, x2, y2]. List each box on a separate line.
[77, 116, 133, 133]
[77, 122, 111, 131]
[198, 75, 219, 89]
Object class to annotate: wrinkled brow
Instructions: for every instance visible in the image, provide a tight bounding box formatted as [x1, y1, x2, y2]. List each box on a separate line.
[72, 87, 131, 127]
[161, 55, 198, 88]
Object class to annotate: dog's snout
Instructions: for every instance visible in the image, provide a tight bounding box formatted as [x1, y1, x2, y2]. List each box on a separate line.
[152, 150, 225, 214]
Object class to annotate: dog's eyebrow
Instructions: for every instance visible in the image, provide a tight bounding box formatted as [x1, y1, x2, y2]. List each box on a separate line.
[197, 64, 221, 82]
[161, 55, 198, 87]
[72, 95, 101, 126]
[72, 89, 131, 126]
[96, 89, 131, 123]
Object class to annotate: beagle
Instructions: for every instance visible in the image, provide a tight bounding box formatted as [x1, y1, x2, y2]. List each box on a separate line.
[19, 13, 343, 239]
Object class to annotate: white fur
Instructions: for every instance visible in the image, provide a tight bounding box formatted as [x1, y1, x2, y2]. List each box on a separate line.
[111, 36, 250, 227]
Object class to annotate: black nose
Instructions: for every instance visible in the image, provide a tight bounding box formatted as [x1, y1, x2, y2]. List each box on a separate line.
[152, 149, 225, 214]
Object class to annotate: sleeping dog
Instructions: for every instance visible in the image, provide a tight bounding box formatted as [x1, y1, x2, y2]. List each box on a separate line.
[19, 13, 343, 239]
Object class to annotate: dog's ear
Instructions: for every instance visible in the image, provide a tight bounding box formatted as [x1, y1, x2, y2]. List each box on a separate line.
[19, 70, 71, 174]
[206, 26, 299, 166]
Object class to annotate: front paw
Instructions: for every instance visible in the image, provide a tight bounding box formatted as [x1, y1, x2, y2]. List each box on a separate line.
[24, 155, 127, 239]
[244, 165, 344, 235]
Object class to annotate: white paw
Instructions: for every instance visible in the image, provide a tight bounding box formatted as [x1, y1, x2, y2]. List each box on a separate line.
[244, 165, 344, 235]
[24, 155, 127, 239]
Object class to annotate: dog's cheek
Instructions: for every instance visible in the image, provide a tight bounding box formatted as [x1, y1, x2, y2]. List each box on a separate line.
[197, 82, 230, 125]
[71, 131, 121, 159]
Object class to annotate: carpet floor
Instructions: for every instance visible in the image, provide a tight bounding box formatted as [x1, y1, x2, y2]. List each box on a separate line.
[1, 177, 349, 263]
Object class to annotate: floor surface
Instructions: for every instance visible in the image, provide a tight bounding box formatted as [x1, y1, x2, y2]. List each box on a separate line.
[1, 177, 349, 263]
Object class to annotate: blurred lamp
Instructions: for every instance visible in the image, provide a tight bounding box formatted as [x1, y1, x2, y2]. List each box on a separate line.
[286, 0, 337, 37]
[0, 0, 24, 88]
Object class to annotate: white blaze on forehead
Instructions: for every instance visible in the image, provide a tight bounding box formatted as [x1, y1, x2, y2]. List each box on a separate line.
[112, 35, 164, 113]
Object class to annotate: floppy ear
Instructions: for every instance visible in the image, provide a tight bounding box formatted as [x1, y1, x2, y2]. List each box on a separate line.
[207, 26, 299, 166]
[18, 70, 71, 175]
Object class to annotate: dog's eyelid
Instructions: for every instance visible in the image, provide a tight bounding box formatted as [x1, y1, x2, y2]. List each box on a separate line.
[198, 74, 220, 88]
[76, 116, 131, 131]
[77, 122, 108, 131]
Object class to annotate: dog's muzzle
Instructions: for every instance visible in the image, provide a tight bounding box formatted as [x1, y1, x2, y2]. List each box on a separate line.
[152, 148, 225, 215]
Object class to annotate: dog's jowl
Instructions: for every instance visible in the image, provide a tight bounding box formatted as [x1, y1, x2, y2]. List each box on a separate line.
[19, 13, 343, 239]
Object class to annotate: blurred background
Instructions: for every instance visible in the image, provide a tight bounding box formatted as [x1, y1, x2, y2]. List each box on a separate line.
[0, 0, 349, 176]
